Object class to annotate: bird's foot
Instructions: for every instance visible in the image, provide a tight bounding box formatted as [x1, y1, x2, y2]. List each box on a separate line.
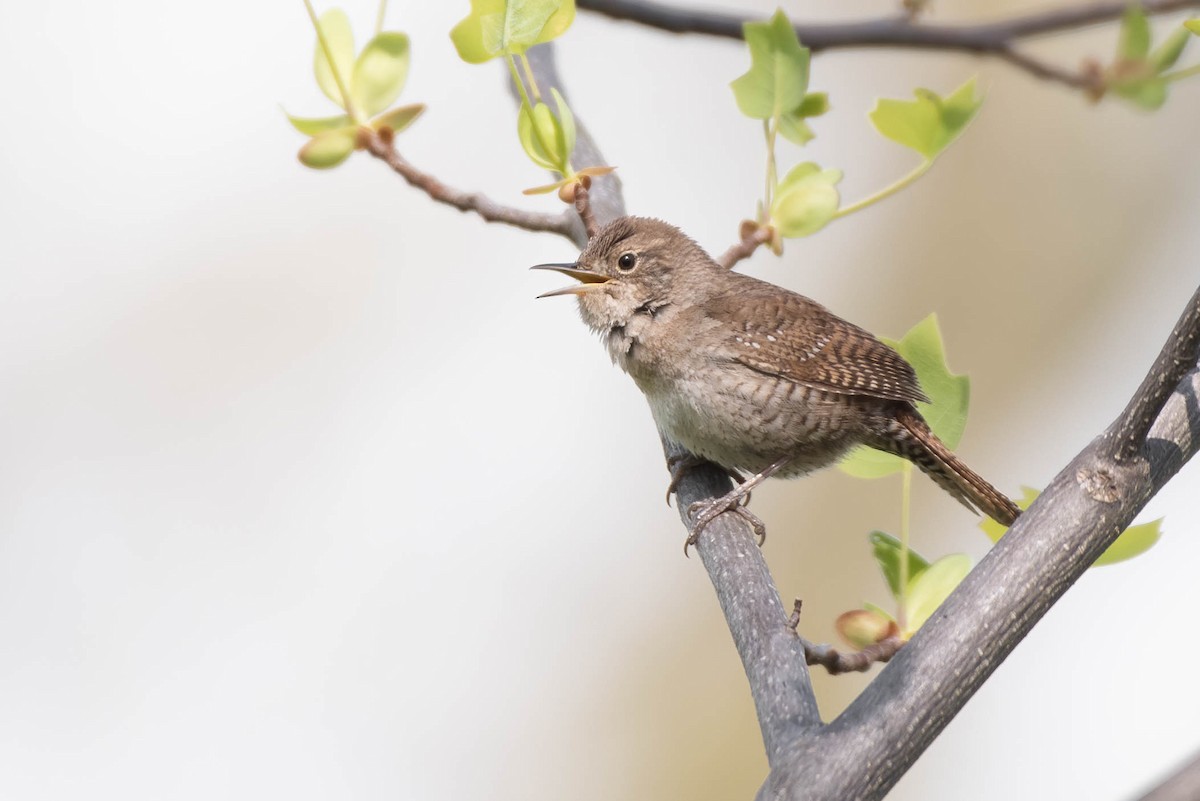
[679, 455, 793, 555]
[665, 454, 747, 505]
[685, 490, 766, 554]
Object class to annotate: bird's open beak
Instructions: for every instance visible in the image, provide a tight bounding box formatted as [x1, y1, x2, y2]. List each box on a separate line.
[530, 262, 612, 298]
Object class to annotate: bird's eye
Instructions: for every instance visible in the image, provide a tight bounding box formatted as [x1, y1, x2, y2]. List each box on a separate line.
[617, 252, 637, 272]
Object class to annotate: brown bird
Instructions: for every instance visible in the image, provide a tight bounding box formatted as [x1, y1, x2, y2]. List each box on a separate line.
[534, 216, 1019, 545]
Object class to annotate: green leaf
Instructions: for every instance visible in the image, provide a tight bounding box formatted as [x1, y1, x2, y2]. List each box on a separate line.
[1093, 518, 1163, 566]
[869, 531, 931, 601]
[730, 9, 810, 121]
[1151, 28, 1191, 72]
[371, 103, 425, 134]
[550, 87, 576, 166]
[298, 126, 357, 169]
[777, 114, 814, 145]
[840, 314, 970, 478]
[1112, 77, 1168, 109]
[1186, 19, 1200, 36]
[769, 162, 841, 237]
[978, 486, 1162, 566]
[869, 76, 982, 161]
[900, 315, 969, 449]
[863, 601, 894, 621]
[352, 32, 411, 117]
[777, 92, 829, 145]
[517, 100, 571, 172]
[313, 9, 356, 108]
[1118, 5, 1152, 61]
[450, 0, 575, 63]
[905, 553, 971, 633]
[285, 112, 352, 136]
[797, 92, 829, 117]
[838, 446, 905, 479]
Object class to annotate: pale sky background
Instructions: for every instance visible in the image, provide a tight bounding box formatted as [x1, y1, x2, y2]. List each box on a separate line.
[1, 1, 1198, 800]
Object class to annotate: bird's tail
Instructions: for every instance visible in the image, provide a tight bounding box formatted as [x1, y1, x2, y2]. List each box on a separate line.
[871, 405, 1020, 527]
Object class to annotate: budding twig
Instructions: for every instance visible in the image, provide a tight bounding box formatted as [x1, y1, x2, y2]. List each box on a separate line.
[573, 182, 600, 239]
[787, 599, 905, 675]
[577, 0, 1200, 91]
[360, 129, 579, 242]
[717, 225, 772, 270]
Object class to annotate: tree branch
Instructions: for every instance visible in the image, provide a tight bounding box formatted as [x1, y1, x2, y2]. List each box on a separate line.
[802, 637, 904, 676]
[718, 225, 772, 270]
[665, 440, 822, 767]
[1136, 748, 1200, 801]
[1107, 284, 1200, 462]
[578, 0, 1200, 89]
[360, 129, 581, 243]
[757, 284, 1200, 801]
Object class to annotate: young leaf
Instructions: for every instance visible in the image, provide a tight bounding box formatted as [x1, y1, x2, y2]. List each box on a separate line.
[905, 553, 971, 632]
[298, 126, 357, 169]
[777, 92, 830, 145]
[549, 88, 576, 166]
[869, 530, 932, 601]
[1118, 5, 1152, 61]
[352, 32, 411, 117]
[797, 92, 830, 118]
[769, 162, 841, 237]
[1150, 28, 1191, 73]
[371, 103, 425, 134]
[840, 314, 970, 478]
[1186, 20, 1200, 36]
[285, 112, 352, 136]
[450, 0, 575, 64]
[517, 100, 570, 172]
[1111, 77, 1168, 110]
[978, 486, 1163, 566]
[1093, 518, 1163, 566]
[313, 9, 356, 108]
[730, 9, 810, 122]
[869, 77, 982, 161]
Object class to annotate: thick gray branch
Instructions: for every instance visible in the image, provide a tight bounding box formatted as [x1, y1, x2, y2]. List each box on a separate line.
[666, 441, 821, 766]
[1136, 748, 1200, 801]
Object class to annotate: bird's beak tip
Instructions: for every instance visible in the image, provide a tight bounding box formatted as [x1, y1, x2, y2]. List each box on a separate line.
[531, 262, 611, 298]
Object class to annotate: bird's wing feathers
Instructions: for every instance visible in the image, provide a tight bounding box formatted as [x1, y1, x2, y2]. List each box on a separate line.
[706, 280, 929, 404]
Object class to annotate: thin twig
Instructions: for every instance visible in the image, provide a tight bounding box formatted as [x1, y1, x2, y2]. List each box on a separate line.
[1106, 284, 1200, 463]
[786, 599, 904, 675]
[359, 129, 579, 242]
[997, 46, 1097, 90]
[573, 182, 600, 239]
[577, 0, 1200, 89]
[1136, 748, 1200, 801]
[803, 637, 905, 676]
[717, 226, 771, 270]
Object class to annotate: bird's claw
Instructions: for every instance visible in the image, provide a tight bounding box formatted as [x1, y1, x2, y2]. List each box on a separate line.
[683, 494, 767, 555]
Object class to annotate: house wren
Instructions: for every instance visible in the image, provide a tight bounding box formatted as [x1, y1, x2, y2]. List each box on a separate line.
[534, 216, 1019, 543]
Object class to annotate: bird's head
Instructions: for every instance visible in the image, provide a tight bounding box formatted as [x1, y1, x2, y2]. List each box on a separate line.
[532, 216, 719, 333]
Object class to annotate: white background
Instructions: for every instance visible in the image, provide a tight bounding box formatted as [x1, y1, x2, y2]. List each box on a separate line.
[1, 1, 1198, 799]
